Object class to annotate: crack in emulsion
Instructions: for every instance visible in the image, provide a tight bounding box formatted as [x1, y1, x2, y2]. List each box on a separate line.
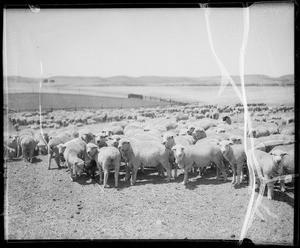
[201, 5, 295, 245]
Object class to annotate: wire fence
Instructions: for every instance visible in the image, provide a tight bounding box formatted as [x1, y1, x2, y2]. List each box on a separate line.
[3, 90, 197, 114]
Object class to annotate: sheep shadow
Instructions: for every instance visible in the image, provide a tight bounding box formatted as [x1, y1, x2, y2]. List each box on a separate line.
[75, 174, 98, 186]
[273, 190, 294, 208]
[256, 185, 294, 208]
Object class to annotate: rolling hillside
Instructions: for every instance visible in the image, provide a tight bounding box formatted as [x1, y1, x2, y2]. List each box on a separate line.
[6, 74, 294, 87]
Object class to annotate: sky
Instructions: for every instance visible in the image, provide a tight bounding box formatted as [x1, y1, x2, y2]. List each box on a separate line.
[3, 2, 294, 78]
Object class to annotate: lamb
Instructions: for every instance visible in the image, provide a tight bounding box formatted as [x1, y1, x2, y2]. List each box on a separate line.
[118, 138, 172, 185]
[217, 140, 247, 186]
[171, 143, 227, 185]
[57, 137, 87, 181]
[248, 149, 288, 200]
[86, 143, 121, 188]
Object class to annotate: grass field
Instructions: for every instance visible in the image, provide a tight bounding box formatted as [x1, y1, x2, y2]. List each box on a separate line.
[3, 93, 170, 112]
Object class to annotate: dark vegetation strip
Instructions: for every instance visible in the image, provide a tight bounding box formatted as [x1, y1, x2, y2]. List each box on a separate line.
[4, 93, 171, 112]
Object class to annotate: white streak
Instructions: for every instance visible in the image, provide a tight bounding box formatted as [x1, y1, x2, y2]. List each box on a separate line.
[201, 5, 276, 244]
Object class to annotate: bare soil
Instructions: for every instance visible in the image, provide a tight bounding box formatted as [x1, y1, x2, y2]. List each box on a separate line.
[4, 155, 294, 244]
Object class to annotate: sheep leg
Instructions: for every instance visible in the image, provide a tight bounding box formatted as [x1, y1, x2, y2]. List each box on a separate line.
[280, 180, 286, 193]
[48, 151, 53, 170]
[114, 162, 120, 188]
[231, 163, 237, 184]
[124, 164, 131, 181]
[68, 162, 74, 181]
[216, 160, 227, 182]
[266, 176, 274, 200]
[97, 162, 103, 183]
[103, 168, 109, 188]
[181, 167, 189, 185]
[54, 153, 61, 168]
[173, 165, 177, 178]
[29, 148, 34, 163]
[131, 165, 139, 186]
[73, 164, 77, 181]
[216, 166, 220, 180]
[22, 145, 27, 162]
[235, 165, 243, 186]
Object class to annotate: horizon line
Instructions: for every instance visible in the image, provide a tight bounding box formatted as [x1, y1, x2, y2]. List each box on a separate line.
[4, 73, 294, 79]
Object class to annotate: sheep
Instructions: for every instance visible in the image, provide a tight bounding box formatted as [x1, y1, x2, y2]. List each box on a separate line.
[161, 132, 195, 178]
[257, 134, 294, 152]
[270, 144, 294, 193]
[47, 132, 73, 170]
[57, 137, 87, 181]
[34, 131, 49, 155]
[94, 133, 109, 148]
[248, 149, 288, 200]
[18, 129, 36, 163]
[4, 134, 21, 159]
[118, 138, 172, 185]
[79, 129, 95, 143]
[191, 127, 207, 143]
[222, 116, 232, 125]
[171, 143, 227, 185]
[4, 144, 16, 162]
[217, 140, 247, 186]
[86, 143, 121, 188]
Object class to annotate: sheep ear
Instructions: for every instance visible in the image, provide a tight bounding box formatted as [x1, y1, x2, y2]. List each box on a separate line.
[228, 140, 234, 145]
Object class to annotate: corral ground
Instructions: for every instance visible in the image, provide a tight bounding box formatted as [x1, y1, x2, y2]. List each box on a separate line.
[5, 154, 294, 244]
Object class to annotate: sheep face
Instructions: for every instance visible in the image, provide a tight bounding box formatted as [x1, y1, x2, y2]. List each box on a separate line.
[218, 140, 233, 155]
[57, 144, 67, 156]
[162, 134, 175, 149]
[86, 146, 98, 158]
[229, 136, 242, 145]
[37, 142, 48, 155]
[172, 145, 186, 165]
[118, 139, 131, 153]
[269, 150, 288, 171]
[187, 126, 195, 135]
[75, 160, 85, 177]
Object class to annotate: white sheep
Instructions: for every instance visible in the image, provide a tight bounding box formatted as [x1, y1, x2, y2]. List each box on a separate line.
[217, 140, 247, 186]
[171, 143, 227, 185]
[57, 137, 87, 181]
[270, 144, 294, 193]
[248, 149, 288, 200]
[86, 143, 121, 188]
[191, 127, 207, 143]
[118, 138, 172, 185]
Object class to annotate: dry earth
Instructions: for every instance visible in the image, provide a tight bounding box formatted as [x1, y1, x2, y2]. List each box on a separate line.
[4, 154, 294, 244]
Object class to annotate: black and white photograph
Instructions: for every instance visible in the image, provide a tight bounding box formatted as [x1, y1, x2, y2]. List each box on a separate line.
[3, 2, 296, 244]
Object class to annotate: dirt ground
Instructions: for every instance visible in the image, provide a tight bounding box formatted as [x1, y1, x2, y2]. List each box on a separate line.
[4, 153, 294, 244]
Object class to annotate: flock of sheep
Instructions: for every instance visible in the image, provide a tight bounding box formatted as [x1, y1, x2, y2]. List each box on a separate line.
[4, 102, 295, 200]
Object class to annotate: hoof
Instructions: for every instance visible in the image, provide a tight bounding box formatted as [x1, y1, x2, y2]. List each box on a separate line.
[104, 185, 110, 188]
[181, 181, 187, 185]
[165, 178, 171, 182]
[234, 183, 241, 189]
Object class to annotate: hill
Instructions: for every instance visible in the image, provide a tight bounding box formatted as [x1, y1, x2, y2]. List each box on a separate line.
[6, 74, 294, 87]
